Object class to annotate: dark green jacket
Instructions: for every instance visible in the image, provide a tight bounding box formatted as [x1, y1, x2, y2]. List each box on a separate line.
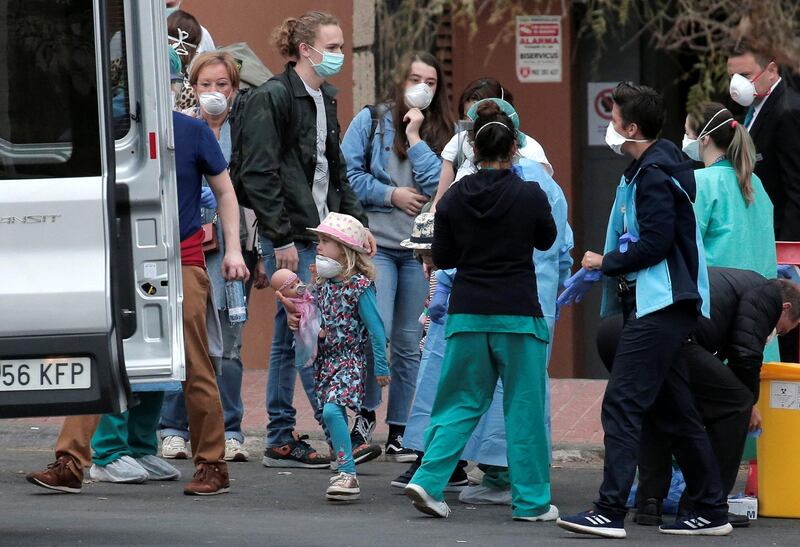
[237, 62, 367, 247]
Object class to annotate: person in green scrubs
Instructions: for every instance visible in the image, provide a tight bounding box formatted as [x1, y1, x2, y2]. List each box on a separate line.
[683, 101, 778, 361]
[403, 101, 558, 522]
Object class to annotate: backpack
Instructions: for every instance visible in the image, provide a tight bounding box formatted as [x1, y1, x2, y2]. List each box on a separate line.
[363, 103, 391, 173]
[228, 86, 255, 209]
[216, 42, 272, 89]
[229, 72, 295, 210]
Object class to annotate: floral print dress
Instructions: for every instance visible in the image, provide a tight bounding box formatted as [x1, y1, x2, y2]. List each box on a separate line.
[314, 274, 373, 410]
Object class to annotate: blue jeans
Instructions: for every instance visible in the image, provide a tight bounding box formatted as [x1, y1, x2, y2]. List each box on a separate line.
[363, 247, 427, 425]
[261, 237, 325, 448]
[159, 308, 246, 442]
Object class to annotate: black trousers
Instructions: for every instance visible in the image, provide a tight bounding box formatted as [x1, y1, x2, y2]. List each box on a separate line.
[637, 342, 754, 507]
[594, 301, 728, 518]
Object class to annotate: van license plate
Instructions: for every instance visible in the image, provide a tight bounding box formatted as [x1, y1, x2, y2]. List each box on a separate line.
[0, 358, 91, 391]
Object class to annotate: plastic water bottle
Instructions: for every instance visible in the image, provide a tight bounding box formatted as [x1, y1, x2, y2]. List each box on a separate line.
[225, 280, 247, 324]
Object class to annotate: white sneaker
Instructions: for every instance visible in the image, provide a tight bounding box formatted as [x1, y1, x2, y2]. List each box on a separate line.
[135, 455, 181, 481]
[458, 484, 513, 505]
[404, 483, 451, 518]
[161, 436, 189, 459]
[224, 438, 249, 462]
[513, 505, 560, 522]
[89, 455, 148, 483]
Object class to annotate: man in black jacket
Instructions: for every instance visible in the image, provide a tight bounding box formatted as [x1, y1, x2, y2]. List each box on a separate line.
[598, 268, 800, 526]
[727, 43, 800, 242]
[557, 83, 730, 538]
[728, 42, 800, 363]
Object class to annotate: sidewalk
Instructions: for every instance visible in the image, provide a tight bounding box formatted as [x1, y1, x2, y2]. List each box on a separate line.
[8, 370, 607, 450]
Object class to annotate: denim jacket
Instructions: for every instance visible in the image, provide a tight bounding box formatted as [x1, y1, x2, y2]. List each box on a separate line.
[341, 106, 442, 212]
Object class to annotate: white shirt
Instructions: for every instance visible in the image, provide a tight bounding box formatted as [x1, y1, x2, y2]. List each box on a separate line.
[747, 77, 782, 130]
[302, 80, 330, 222]
[442, 130, 554, 184]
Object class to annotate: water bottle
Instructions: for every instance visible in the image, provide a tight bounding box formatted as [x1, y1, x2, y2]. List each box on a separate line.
[225, 280, 247, 324]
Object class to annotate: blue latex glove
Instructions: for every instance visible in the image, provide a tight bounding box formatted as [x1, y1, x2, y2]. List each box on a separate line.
[619, 233, 639, 253]
[778, 264, 793, 279]
[200, 186, 217, 210]
[557, 268, 602, 308]
[777, 264, 800, 283]
[428, 283, 450, 324]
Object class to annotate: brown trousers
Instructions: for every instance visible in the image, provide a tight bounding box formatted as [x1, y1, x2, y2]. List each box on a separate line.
[54, 266, 226, 471]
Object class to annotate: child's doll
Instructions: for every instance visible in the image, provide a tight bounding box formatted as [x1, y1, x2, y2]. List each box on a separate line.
[288, 212, 390, 502]
[270, 268, 322, 368]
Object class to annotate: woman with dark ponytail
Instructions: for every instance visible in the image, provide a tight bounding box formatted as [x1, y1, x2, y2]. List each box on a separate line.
[683, 102, 777, 280]
[403, 101, 558, 522]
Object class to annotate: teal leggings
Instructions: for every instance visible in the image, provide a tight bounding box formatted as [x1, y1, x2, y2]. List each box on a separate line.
[91, 392, 164, 466]
[323, 403, 355, 475]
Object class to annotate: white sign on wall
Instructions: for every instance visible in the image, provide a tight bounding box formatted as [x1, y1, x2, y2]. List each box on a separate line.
[588, 82, 617, 146]
[516, 15, 562, 83]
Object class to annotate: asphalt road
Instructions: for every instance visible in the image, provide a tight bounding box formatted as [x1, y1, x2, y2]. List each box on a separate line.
[0, 424, 797, 546]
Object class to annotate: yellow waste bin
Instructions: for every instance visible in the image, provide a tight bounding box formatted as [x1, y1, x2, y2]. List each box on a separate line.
[757, 362, 800, 518]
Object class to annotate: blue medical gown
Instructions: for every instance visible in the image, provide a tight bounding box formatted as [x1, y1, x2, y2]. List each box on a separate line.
[404, 159, 574, 460]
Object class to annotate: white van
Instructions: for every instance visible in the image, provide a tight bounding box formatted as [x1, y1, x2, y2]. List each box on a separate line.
[0, 0, 184, 417]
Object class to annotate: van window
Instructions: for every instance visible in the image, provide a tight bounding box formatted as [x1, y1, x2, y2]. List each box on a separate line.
[108, 0, 131, 140]
[0, 0, 101, 179]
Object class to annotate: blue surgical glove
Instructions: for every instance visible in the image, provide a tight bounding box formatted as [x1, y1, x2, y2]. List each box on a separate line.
[557, 268, 602, 308]
[777, 264, 800, 282]
[619, 233, 639, 253]
[428, 283, 451, 324]
[200, 186, 217, 210]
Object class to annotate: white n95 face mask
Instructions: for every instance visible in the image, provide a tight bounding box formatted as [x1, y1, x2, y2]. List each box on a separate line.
[681, 108, 733, 162]
[404, 83, 434, 110]
[198, 91, 229, 116]
[605, 122, 649, 156]
[315, 255, 343, 279]
[729, 73, 757, 107]
[682, 135, 701, 162]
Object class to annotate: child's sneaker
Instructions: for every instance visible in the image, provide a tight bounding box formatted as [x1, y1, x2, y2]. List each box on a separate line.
[404, 483, 451, 518]
[659, 513, 732, 536]
[326, 472, 360, 501]
[557, 509, 626, 539]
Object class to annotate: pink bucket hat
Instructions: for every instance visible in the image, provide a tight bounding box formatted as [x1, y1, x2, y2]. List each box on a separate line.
[307, 212, 370, 254]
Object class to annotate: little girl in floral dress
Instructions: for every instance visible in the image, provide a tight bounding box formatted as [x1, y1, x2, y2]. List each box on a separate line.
[284, 212, 390, 501]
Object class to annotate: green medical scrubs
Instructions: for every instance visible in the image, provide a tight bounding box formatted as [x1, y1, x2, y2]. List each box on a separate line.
[91, 392, 164, 466]
[410, 314, 552, 518]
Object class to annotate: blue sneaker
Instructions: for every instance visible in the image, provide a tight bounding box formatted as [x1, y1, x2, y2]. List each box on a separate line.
[659, 513, 732, 536]
[556, 509, 626, 539]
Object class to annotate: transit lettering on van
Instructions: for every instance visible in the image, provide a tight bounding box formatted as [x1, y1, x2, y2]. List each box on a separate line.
[0, 215, 61, 224]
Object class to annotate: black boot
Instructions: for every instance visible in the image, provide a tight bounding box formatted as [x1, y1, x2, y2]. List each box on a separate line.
[634, 497, 663, 526]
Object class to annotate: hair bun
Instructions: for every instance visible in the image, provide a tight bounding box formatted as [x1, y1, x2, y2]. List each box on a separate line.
[476, 100, 502, 118]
